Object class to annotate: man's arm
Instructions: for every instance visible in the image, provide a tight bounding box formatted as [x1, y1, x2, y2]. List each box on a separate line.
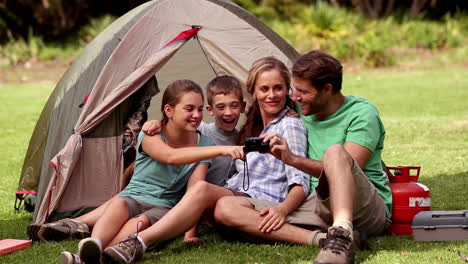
[288, 142, 372, 176]
[263, 133, 372, 177]
[343, 141, 372, 169]
[287, 155, 323, 178]
[263, 133, 323, 177]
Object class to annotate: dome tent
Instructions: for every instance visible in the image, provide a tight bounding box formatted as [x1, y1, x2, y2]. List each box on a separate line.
[17, 0, 299, 224]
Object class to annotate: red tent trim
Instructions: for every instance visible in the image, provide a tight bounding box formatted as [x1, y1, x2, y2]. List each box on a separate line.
[164, 27, 201, 47]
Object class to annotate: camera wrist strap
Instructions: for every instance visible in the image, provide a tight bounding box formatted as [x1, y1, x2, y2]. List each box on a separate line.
[243, 158, 249, 191]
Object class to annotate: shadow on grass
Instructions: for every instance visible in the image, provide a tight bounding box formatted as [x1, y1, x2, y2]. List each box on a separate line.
[0, 213, 32, 239]
[419, 171, 468, 210]
[361, 234, 467, 263]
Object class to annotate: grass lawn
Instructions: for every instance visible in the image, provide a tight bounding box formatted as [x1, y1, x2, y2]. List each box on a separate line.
[0, 65, 467, 263]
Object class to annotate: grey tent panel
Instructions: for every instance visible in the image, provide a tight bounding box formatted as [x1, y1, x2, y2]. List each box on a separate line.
[148, 39, 216, 124]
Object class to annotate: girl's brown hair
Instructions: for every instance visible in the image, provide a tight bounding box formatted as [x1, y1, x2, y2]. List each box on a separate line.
[161, 79, 204, 124]
[238, 57, 295, 145]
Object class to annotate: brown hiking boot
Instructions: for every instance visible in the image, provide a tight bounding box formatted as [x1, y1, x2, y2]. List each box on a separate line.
[27, 218, 90, 241]
[314, 226, 355, 264]
[103, 234, 144, 264]
[351, 230, 370, 251]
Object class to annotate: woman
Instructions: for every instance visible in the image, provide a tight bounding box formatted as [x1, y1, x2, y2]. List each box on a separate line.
[103, 57, 309, 264]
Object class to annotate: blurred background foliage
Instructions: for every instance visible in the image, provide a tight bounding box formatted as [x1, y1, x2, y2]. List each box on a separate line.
[1, 0, 468, 67]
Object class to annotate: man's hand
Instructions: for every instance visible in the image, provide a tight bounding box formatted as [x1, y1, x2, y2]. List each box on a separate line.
[286, 108, 299, 118]
[261, 132, 295, 165]
[142, 120, 162, 136]
[258, 206, 287, 233]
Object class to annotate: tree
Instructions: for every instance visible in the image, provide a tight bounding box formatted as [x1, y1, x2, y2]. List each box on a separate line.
[0, 0, 147, 41]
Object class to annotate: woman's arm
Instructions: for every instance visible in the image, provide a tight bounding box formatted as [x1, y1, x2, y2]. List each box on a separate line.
[258, 184, 306, 233]
[257, 119, 310, 233]
[141, 135, 244, 166]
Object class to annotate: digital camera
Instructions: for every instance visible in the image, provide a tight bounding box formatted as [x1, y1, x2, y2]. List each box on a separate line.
[244, 137, 270, 153]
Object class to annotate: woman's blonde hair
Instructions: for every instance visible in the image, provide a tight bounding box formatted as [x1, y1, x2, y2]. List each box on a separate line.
[238, 57, 294, 145]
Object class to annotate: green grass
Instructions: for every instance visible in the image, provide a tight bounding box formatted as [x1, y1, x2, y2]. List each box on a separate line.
[0, 66, 467, 263]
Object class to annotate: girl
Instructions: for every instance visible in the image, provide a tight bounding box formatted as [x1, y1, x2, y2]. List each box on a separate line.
[61, 79, 244, 264]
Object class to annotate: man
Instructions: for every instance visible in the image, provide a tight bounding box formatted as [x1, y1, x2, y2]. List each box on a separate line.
[214, 50, 392, 264]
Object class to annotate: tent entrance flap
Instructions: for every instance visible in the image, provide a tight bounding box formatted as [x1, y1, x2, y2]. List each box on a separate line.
[148, 39, 217, 124]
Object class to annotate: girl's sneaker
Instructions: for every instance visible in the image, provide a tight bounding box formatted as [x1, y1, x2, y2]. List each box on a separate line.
[60, 251, 83, 264]
[78, 237, 103, 264]
[104, 234, 144, 264]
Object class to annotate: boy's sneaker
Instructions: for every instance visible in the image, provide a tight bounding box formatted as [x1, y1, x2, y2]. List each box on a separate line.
[78, 238, 103, 264]
[60, 251, 84, 264]
[27, 218, 90, 241]
[314, 226, 355, 264]
[104, 234, 144, 264]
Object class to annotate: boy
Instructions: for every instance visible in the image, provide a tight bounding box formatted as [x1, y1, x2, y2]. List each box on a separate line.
[27, 75, 246, 243]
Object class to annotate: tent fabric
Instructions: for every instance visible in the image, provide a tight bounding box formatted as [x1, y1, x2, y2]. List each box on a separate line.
[19, 0, 299, 224]
[36, 30, 196, 224]
[21, 1, 159, 220]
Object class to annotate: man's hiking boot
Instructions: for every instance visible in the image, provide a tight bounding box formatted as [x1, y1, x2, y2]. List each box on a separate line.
[60, 251, 84, 264]
[351, 229, 370, 251]
[104, 234, 144, 264]
[78, 237, 103, 264]
[314, 226, 356, 264]
[27, 218, 90, 241]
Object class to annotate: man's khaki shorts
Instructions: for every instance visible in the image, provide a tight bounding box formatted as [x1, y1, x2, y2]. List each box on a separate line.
[245, 160, 389, 236]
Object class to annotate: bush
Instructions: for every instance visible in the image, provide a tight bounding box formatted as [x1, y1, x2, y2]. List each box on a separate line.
[0, 15, 113, 65]
[78, 15, 116, 44]
[0, 30, 44, 65]
[267, 3, 468, 67]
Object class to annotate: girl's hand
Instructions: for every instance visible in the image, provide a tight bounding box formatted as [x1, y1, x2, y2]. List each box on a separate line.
[222, 146, 244, 160]
[258, 206, 287, 233]
[142, 120, 162, 136]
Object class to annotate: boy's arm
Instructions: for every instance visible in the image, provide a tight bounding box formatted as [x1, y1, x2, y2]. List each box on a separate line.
[141, 135, 243, 166]
[142, 120, 162, 136]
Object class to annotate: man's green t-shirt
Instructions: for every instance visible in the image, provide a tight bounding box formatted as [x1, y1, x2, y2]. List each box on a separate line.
[299, 96, 392, 217]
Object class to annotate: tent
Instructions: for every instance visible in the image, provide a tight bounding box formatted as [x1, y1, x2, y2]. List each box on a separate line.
[17, 0, 299, 224]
